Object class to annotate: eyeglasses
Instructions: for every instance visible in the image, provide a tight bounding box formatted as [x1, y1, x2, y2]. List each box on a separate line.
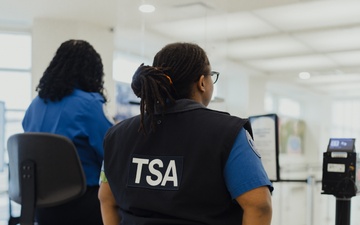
[210, 71, 220, 84]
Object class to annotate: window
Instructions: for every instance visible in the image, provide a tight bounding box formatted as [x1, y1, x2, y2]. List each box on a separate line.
[0, 32, 31, 160]
[264, 93, 274, 113]
[0, 71, 31, 109]
[0, 33, 31, 70]
[278, 97, 301, 118]
[0, 32, 31, 222]
[331, 99, 360, 150]
[113, 52, 150, 83]
[0, 32, 31, 111]
[265, 93, 301, 118]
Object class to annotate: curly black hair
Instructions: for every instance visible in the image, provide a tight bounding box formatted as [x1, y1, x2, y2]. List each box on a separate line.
[36, 39, 107, 102]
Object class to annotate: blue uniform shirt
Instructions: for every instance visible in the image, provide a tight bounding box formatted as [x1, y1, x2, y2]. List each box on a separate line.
[22, 89, 113, 186]
[224, 127, 273, 199]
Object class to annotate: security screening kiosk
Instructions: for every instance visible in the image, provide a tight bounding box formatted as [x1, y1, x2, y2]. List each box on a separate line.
[322, 138, 360, 225]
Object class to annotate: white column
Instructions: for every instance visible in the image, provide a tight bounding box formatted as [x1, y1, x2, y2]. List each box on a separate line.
[216, 66, 250, 117]
[247, 76, 267, 116]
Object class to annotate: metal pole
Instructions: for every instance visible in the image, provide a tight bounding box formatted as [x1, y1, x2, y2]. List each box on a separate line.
[306, 176, 315, 225]
[335, 198, 351, 225]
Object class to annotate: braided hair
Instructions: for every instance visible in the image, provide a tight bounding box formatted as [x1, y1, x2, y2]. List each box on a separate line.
[131, 42, 210, 133]
[36, 39, 107, 102]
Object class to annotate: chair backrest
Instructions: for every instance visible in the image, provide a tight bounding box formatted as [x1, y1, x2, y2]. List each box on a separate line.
[7, 132, 86, 211]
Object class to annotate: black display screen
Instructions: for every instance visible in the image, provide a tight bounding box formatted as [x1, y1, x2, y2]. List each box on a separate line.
[327, 138, 355, 152]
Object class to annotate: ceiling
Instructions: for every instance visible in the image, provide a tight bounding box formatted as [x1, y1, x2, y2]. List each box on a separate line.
[1, 0, 360, 98]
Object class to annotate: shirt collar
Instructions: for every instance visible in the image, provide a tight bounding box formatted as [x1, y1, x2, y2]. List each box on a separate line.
[155, 99, 206, 115]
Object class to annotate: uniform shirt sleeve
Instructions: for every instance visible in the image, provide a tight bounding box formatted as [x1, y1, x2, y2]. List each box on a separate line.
[81, 95, 114, 160]
[224, 127, 273, 199]
[100, 161, 108, 183]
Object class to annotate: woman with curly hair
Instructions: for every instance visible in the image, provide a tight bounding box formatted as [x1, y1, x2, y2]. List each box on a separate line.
[22, 39, 113, 225]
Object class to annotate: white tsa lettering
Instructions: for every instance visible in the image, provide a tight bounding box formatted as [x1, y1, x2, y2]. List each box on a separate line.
[132, 158, 149, 183]
[147, 159, 163, 186]
[161, 160, 178, 187]
[131, 157, 178, 187]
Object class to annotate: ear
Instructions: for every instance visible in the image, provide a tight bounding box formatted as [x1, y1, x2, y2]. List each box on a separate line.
[196, 75, 206, 92]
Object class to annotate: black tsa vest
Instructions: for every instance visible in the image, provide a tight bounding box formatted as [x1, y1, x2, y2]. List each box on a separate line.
[104, 105, 252, 225]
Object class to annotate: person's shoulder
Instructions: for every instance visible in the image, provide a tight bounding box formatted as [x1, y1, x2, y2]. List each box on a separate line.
[205, 108, 229, 115]
[30, 95, 44, 104]
[106, 115, 140, 135]
[116, 115, 141, 127]
[202, 107, 244, 120]
[25, 96, 46, 111]
[197, 108, 248, 130]
[71, 89, 105, 103]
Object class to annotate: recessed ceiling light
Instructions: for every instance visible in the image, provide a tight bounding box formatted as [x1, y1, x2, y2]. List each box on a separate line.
[299, 72, 311, 80]
[139, 4, 155, 13]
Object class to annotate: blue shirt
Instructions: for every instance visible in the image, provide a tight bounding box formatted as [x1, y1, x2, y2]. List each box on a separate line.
[224, 127, 273, 199]
[22, 89, 113, 186]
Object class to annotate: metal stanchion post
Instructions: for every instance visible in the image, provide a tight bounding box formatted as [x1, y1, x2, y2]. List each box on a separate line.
[335, 198, 351, 225]
[307, 175, 315, 225]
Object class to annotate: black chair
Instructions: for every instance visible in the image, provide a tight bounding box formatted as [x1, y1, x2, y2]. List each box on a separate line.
[7, 132, 86, 225]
